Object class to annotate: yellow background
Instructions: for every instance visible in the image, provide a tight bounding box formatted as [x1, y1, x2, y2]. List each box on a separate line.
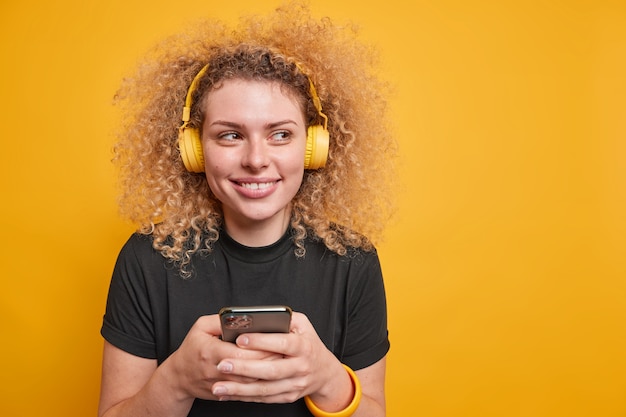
[1, 0, 624, 416]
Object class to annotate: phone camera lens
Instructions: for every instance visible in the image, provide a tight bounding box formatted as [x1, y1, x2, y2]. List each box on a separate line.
[223, 314, 253, 329]
[238, 314, 252, 329]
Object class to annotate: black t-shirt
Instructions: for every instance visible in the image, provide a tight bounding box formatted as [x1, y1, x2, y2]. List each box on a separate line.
[101, 229, 389, 416]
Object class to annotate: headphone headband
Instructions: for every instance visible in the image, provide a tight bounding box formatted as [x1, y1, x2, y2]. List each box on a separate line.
[181, 64, 210, 123]
[294, 62, 328, 130]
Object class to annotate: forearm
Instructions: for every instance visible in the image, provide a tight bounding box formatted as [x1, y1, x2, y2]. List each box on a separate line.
[99, 363, 195, 417]
[353, 394, 386, 417]
[306, 361, 386, 417]
[309, 388, 385, 417]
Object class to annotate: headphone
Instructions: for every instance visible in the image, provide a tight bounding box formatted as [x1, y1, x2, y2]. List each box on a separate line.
[178, 63, 329, 173]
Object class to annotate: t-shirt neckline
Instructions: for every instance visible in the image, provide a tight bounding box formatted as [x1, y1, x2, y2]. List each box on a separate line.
[218, 228, 294, 263]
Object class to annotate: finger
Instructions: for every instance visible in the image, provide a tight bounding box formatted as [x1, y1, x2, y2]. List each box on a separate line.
[289, 312, 315, 333]
[216, 356, 301, 381]
[235, 332, 292, 356]
[212, 376, 304, 403]
[215, 338, 282, 362]
[192, 314, 223, 337]
[235, 312, 316, 354]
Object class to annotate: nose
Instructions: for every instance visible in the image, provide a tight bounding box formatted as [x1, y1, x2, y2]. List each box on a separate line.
[242, 137, 270, 170]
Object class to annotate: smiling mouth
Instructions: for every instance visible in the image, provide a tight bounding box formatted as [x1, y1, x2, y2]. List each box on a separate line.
[239, 182, 277, 190]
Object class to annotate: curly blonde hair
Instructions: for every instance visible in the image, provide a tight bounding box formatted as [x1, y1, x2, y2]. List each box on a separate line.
[113, 1, 397, 276]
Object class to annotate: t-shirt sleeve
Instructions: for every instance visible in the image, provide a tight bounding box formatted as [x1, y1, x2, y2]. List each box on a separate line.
[101, 234, 158, 359]
[341, 249, 390, 370]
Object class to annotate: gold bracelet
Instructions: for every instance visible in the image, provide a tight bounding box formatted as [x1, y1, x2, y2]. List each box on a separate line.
[304, 364, 362, 417]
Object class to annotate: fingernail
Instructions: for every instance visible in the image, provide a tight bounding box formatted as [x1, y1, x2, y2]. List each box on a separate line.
[217, 361, 233, 373]
[237, 335, 249, 346]
[213, 385, 227, 395]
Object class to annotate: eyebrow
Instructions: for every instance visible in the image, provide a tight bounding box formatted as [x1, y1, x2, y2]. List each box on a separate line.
[209, 119, 300, 129]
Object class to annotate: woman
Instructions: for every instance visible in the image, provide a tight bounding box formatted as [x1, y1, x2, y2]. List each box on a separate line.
[99, 3, 396, 416]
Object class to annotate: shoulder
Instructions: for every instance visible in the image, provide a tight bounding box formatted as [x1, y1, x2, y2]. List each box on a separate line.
[300, 233, 382, 278]
[120, 232, 154, 249]
[114, 233, 172, 276]
[305, 230, 379, 259]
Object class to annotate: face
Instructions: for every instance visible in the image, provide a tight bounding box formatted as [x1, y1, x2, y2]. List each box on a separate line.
[201, 79, 307, 241]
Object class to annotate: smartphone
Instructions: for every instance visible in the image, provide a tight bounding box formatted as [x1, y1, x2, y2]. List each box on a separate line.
[219, 305, 292, 343]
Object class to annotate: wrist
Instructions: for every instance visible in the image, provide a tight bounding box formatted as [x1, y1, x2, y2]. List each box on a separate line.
[305, 364, 362, 417]
[156, 354, 195, 403]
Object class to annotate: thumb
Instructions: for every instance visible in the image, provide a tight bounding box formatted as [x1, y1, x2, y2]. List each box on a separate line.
[289, 312, 314, 334]
[193, 314, 223, 337]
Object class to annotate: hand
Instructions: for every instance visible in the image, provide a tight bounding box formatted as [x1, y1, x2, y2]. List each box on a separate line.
[159, 315, 280, 402]
[210, 312, 353, 409]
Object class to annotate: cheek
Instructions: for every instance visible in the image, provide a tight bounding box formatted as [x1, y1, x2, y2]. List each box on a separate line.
[202, 158, 226, 190]
[288, 154, 306, 176]
[203, 147, 231, 177]
[204, 171, 225, 203]
[283, 142, 307, 171]
[204, 165, 225, 187]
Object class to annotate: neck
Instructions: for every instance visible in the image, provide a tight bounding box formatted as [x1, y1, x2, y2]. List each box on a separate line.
[223, 210, 292, 247]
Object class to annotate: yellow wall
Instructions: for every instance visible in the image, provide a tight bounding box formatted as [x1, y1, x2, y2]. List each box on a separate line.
[1, 1, 624, 416]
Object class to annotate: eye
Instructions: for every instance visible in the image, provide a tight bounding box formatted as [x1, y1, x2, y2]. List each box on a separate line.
[270, 130, 292, 143]
[217, 131, 242, 142]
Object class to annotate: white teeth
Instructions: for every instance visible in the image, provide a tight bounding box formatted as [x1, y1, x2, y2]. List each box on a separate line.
[241, 182, 274, 190]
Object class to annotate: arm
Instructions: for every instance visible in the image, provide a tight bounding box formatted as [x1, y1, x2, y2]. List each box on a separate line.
[305, 356, 387, 417]
[354, 358, 387, 416]
[98, 315, 278, 417]
[98, 342, 194, 417]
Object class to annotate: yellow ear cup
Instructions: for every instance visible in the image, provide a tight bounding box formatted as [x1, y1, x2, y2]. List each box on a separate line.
[304, 124, 329, 169]
[179, 64, 210, 172]
[178, 126, 205, 173]
[295, 62, 329, 170]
